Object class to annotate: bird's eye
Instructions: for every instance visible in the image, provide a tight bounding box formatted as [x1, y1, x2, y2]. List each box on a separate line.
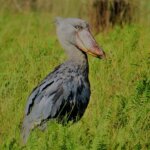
[75, 25, 83, 30]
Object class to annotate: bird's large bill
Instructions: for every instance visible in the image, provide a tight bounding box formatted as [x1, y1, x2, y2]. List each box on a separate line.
[76, 30, 105, 59]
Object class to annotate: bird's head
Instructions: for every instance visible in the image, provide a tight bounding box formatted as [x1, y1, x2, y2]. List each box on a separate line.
[55, 17, 105, 59]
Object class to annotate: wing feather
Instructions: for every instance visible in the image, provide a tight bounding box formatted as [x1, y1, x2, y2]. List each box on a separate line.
[25, 80, 54, 115]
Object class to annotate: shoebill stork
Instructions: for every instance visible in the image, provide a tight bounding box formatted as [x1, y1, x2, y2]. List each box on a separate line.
[21, 17, 105, 143]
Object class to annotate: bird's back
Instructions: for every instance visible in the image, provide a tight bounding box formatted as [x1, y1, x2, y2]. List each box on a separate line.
[22, 61, 90, 143]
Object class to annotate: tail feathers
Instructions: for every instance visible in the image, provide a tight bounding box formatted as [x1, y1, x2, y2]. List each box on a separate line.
[21, 117, 32, 144]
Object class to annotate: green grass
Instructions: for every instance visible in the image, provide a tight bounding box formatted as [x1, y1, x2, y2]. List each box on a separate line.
[0, 12, 150, 150]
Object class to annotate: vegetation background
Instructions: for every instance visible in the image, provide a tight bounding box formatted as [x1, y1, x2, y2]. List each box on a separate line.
[0, 0, 150, 149]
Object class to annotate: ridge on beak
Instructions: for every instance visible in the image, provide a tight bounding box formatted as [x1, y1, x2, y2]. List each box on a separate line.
[76, 29, 106, 59]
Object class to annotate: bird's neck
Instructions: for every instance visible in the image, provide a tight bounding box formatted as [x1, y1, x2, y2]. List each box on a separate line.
[65, 45, 89, 74]
[69, 50, 88, 66]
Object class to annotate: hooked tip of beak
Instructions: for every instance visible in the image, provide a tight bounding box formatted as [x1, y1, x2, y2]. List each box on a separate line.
[92, 46, 106, 59]
[98, 51, 106, 59]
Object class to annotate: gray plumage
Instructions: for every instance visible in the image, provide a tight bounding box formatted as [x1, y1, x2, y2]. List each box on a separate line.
[21, 17, 105, 144]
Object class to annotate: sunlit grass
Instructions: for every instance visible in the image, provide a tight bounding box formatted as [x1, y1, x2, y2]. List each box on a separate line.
[0, 13, 149, 150]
